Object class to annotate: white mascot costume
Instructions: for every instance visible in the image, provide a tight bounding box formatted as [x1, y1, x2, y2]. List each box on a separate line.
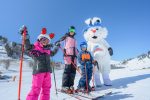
[83, 17, 113, 87]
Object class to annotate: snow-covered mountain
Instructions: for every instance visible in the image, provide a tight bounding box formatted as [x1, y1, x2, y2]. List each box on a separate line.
[0, 44, 32, 72]
[111, 51, 150, 70]
[0, 44, 8, 59]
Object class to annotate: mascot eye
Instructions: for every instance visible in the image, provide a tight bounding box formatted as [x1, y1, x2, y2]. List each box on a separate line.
[97, 20, 100, 22]
[96, 28, 99, 30]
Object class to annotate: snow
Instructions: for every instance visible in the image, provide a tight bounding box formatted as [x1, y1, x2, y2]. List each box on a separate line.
[126, 57, 150, 70]
[111, 60, 120, 65]
[0, 45, 8, 59]
[0, 59, 150, 100]
[108, 68, 150, 100]
[113, 56, 150, 71]
[0, 45, 150, 100]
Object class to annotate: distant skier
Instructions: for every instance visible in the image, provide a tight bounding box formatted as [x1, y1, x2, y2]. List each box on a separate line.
[75, 42, 96, 93]
[55, 26, 78, 94]
[19, 26, 59, 100]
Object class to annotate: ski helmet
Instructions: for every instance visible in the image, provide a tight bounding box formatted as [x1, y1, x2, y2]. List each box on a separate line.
[80, 42, 87, 49]
[68, 26, 75, 33]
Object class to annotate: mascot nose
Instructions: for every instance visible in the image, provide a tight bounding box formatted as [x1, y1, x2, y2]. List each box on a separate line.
[91, 29, 96, 33]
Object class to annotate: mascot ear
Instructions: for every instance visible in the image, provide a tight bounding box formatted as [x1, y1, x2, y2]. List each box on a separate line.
[92, 17, 101, 25]
[85, 18, 92, 26]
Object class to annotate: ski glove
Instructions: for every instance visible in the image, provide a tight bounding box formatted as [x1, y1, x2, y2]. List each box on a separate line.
[108, 47, 113, 56]
[19, 25, 28, 35]
[55, 41, 60, 46]
[44, 44, 53, 48]
[92, 60, 97, 66]
[19, 25, 30, 39]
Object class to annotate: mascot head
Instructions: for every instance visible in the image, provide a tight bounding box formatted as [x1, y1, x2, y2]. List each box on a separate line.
[83, 17, 108, 43]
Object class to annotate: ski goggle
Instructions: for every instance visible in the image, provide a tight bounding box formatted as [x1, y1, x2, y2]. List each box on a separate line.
[40, 37, 50, 42]
[69, 28, 75, 33]
[80, 45, 87, 48]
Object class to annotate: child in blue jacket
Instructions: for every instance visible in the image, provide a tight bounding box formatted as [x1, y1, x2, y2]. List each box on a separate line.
[76, 42, 96, 93]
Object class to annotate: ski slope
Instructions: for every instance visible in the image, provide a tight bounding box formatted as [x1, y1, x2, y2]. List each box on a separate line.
[0, 59, 150, 100]
[0, 45, 150, 100]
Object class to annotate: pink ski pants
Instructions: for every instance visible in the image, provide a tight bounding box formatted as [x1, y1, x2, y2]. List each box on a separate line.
[26, 72, 51, 100]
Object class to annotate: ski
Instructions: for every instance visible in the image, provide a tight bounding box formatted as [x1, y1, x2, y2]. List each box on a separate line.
[75, 89, 112, 100]
[57, 89, 83, 100]
[74, 92, 104, 100]
[57, 88, 112, 100]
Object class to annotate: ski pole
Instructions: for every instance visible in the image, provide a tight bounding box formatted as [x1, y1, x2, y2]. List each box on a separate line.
[18, 27, 26, 100]
[59, 46, 81, 75]
[52, 64, 58, 95]
[84, 63, 89, 94]
[92, 72, 95, 89]
[92, 63, 97, 90]
[92, 61, 100, 89]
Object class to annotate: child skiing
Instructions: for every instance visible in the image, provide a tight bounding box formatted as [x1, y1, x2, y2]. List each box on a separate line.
[19, 26, 59, 100]
[55, 26, 78, 94]
[75, 42, 96, 93]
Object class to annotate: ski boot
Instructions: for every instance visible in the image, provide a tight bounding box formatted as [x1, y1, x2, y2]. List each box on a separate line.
[75, 88, 85, 93]
[70, 86, 74, 94]
[61, 87, 72, 94]
[91, 86, 95, 91]
[84, 87, 91, 93]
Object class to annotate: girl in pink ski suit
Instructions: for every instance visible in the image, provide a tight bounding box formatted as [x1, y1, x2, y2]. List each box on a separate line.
[21, 27, 59, 100]
[55, 26, 78, 94]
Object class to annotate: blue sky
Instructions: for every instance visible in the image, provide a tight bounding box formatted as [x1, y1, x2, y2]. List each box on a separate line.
[0, 0, 150, 61]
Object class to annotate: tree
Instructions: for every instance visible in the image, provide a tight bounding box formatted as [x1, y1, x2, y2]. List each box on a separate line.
[148, 51, 150, 58]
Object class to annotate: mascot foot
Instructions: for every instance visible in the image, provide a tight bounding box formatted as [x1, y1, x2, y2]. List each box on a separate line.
[103, 73, 112, 86]
[103, 79, 112, 86]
